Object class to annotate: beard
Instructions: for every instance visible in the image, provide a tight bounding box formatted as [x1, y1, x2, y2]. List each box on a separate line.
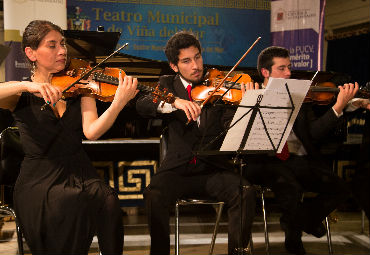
[178, 69, 204, 85]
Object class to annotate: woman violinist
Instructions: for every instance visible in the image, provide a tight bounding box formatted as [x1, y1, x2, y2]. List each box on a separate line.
[0, 20, 138, 254]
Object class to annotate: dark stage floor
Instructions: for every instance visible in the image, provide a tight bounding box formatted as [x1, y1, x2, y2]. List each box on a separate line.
[1, 204, 369, 255]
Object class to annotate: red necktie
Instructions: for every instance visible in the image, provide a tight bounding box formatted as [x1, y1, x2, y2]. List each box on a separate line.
[276, 142, 290, 161]
[186, 84, 192, 101]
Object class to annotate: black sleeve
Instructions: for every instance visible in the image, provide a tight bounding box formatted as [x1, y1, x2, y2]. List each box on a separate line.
[0, 109, 14, 132]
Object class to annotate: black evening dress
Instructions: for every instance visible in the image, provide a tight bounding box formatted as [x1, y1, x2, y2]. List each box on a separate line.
[12, 92, 119, 254]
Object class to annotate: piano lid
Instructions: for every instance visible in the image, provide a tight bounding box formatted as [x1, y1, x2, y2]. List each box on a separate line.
[64, 30, 121, 63]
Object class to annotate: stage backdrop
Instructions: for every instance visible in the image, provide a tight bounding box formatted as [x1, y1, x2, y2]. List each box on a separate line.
[271, 0, 325, 71]
[66, 0, 271, 67]
[3, 0, 67, 81]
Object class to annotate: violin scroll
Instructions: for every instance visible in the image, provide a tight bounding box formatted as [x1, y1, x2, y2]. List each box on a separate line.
[152, 85, 176, 106]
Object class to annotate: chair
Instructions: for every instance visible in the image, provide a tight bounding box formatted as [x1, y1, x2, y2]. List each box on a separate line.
[159, 129, 225, 255]
[361, 210, 366, 234]
[175, 199, 224, 255]
[258, 186, 333, 255]
[250, 185, 271, 255]
[0, 204, 24, 255]
[0, 127, 24, 255]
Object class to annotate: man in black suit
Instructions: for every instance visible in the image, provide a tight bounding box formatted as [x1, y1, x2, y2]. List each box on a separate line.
[346, 97, 370, 226]
[136, 31, 256, 255]
[244, 46, 359, 255]
[351, 110, 370, 222]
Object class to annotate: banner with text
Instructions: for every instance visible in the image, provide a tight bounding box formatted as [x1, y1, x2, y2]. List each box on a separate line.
[3, 0, 67, 81]
[271, 0, 325, 71]
[67, 0, 271, 67]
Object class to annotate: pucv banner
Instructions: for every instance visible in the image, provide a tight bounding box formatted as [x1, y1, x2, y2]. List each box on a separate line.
[271, 0, 325, 71]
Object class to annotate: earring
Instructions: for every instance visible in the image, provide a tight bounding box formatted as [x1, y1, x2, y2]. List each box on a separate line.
[31, 61, 36, 79]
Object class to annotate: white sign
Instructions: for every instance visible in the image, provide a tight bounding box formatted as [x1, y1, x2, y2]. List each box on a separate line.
[4, 0, 67, 39]
[271, 0, 321, 33]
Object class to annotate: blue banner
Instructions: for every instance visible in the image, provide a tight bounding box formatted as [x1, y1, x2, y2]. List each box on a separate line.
[67, 0, 271, 67]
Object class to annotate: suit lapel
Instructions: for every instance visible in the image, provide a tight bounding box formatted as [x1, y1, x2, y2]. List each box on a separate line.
[173, 75, 189, 100]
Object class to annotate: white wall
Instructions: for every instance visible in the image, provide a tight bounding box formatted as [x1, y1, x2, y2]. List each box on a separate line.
[325, 0, 369, 32]
[323, 0, 370, 70]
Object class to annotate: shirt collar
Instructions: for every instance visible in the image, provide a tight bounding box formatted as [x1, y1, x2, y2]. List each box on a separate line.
[179, 75, 191, 89]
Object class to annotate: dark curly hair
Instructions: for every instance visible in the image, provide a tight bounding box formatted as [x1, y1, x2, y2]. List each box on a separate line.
[164, 31, 201, 65]
[257, 46, 290, 78]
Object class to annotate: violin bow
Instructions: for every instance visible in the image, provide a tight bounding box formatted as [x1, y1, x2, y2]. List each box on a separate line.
[200, 36, 261, 108]
[41, 43, 129, 110]
[310, 70, 319, 85]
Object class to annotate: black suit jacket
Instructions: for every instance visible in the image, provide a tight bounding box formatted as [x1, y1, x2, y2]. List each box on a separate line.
[136, 74, 234, 172]
[292, 102, 344, 159]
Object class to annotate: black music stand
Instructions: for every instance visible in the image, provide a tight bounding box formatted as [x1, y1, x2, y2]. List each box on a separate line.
[194, 78, 311, 254]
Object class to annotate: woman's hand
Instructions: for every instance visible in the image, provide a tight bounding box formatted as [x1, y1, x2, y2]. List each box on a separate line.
[81, 72, 138, 141]
[172, 98, 201, 121]
[111, 72, 139, 110]
[23, 81, 62, 105]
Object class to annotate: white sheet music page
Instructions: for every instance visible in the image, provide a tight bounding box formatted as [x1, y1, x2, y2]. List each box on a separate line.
[220, 78, 311, 152]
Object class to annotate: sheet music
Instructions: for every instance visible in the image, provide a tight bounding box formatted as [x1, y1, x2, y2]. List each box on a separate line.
[220, 78, 311, 152]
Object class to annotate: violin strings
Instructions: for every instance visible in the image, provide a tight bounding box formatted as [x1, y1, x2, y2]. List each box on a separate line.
[212, 78, 242, 89]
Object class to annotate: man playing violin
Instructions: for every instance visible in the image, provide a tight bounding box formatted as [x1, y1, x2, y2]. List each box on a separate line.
[136, 31, 256, 255]
[0, 20, 138, 254]
[345, 86, 370, 230]
[243, 46, 359, 255]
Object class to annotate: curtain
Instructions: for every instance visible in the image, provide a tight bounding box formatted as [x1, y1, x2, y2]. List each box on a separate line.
[326, 33, 369, 86]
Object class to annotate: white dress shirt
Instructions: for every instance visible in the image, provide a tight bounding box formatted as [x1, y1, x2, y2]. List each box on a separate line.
[156, 76, 190, 113]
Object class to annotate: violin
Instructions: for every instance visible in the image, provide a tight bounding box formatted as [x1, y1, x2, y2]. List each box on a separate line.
[49, 58, 175, 104]
[305, 82, 370, 105]
[191, 68, 252, 105]
[41, 43, 175, 110]
[190, 37, 261, 109]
